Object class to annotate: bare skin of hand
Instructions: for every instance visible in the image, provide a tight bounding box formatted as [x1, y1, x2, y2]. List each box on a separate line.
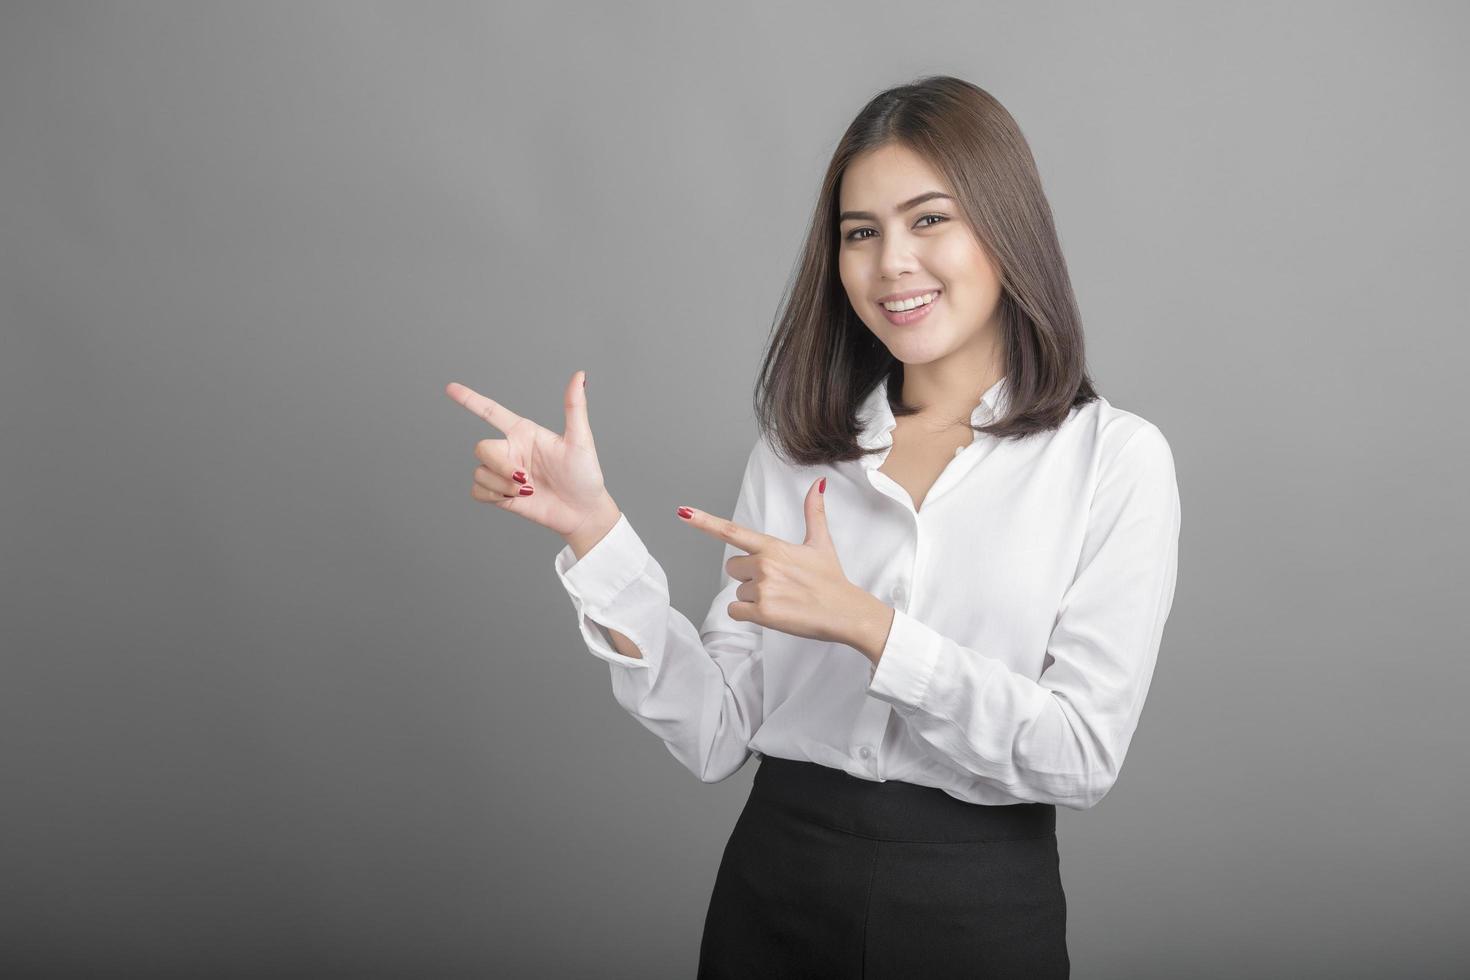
[676, 477, 895, 664]
[444, 370, 618, 542]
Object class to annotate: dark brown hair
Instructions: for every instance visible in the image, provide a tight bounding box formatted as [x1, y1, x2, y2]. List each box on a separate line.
[752, 75, 1099, 467]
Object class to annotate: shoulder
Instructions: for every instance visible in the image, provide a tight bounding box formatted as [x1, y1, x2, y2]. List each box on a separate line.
[1056, 396, 1177, 496]
[733, 432, 785, 509]
[743, 431, 777, 480]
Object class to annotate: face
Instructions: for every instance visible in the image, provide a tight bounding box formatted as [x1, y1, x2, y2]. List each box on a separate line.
[837, 142, 1004, 368]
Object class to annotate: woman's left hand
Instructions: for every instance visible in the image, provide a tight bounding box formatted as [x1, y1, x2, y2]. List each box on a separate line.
[676, 476, 883, 653]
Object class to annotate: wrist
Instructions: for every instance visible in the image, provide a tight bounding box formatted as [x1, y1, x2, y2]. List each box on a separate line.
[563, 493, 622, 560]
[844, 589, 896, 665]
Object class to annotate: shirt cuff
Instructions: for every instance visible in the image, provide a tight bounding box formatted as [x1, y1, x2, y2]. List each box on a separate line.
[865, 608, 942, 708]
[553, 512, 650, 613]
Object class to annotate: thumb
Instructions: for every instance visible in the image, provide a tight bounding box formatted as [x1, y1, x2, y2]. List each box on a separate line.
[563, 369, 594, 448]
[802, 476, 832, 549]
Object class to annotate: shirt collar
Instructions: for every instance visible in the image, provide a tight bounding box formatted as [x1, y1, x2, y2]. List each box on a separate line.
[855, 374, 1010, 456]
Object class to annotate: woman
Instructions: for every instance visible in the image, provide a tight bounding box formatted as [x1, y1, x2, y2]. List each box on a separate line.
[447, 75, 1180, 978]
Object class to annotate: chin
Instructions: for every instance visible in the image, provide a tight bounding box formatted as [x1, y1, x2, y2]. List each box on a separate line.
[886, 341, 951, 365]
[882, 329, 952, 357]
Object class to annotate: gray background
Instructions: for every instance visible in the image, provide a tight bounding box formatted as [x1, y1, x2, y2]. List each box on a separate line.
[3, 1, 1466, 977]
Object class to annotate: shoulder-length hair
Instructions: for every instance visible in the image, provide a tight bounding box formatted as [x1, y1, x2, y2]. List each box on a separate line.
[752, 75, 1099, 468]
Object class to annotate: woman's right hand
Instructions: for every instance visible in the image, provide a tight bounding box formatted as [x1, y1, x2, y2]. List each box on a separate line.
[445, 370, 618, 540]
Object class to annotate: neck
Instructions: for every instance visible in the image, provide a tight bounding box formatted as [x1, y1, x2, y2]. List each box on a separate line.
[899, 350, 1005, 428]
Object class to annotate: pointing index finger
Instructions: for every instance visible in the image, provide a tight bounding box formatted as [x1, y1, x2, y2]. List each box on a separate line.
[445, 382, 523, 434]
[679, 506, 774, 555]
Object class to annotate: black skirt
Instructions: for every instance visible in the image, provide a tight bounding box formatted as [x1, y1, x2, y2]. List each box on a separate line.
[697, 754, 1069, 979]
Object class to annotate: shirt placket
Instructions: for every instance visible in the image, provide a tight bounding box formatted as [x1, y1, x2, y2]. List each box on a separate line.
[849, 467, 923, 781]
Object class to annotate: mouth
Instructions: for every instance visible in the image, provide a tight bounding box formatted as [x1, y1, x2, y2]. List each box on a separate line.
[878, 289, 941, 326]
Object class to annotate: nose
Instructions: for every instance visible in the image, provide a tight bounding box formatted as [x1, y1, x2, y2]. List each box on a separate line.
[877, 235, 919, 282]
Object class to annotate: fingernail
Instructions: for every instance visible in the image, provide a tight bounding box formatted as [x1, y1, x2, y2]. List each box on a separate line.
[512, 471, 526, 484]
[677, 506, 693, 519]
[519, 486, 534, 496]
[583, 373, 588, 388]
[818, 477, 826, 494]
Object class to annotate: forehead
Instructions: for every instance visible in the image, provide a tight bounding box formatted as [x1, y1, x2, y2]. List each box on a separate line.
[839, 143, 951, 207]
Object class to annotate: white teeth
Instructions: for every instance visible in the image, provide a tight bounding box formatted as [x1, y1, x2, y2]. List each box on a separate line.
[882, 291, 938, 312]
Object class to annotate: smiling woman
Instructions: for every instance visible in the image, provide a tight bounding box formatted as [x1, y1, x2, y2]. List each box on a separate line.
[752, 76, 1097, 470]
[537, 74, 1180, 980]
[837, 147, 1008, 377]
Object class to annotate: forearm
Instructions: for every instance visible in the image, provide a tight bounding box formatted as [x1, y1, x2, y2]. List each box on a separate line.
[843, 590, 897, 666]
[564, 494, 642, 659]
[597, 626, 641, 660]
[553, 503, 767, 783]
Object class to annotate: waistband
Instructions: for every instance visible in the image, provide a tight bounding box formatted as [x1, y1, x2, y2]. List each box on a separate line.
[750, 754, 1055, 843]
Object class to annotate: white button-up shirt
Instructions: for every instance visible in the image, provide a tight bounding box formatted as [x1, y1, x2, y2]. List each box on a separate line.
[553, 375, 1181, 809]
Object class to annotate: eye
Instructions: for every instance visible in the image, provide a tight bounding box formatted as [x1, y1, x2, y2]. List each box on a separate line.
[844, 213, 949, 242]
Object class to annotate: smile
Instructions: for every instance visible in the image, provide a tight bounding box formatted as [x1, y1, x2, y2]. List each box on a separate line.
[879, 290, 941, 325]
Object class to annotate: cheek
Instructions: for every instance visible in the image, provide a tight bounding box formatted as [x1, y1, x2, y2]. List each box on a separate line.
[941, 249, 1002, 300]
[935, 241, 981, 278]
[837, 254, 856, 291]
[838, 256, 871, 311]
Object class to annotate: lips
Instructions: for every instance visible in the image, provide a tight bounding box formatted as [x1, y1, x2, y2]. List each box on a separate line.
[879, 290, 941, 325]
[870, 289, 940, 312]
[876, 287, 943, 306]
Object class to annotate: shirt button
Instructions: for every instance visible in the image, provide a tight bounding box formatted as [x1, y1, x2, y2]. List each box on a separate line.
[859, 746, 871, 759]
[890, 584, 906, 604]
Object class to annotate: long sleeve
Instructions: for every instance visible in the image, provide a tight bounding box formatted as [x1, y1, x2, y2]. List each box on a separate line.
[865, 423, 1181, 810]
[552, 440, 768, 783]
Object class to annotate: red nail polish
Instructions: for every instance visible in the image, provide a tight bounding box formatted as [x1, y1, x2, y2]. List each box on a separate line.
[818, 477, 826, 494]
[512, 471, 526, 484]
[519, 486, 534, 495]
[677, 506, 693, 519]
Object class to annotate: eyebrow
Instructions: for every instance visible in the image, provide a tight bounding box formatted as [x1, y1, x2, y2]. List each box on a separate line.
[838, 191, 955, 224]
